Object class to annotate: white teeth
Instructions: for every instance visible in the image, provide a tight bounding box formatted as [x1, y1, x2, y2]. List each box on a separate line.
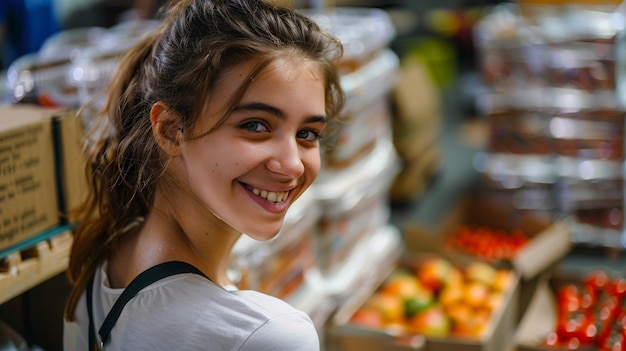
[250, 186, 289, 203]
[267, 192, 277, 202]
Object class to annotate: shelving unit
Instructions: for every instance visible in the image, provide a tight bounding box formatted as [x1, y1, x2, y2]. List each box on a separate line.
[474, 2, 626, 249]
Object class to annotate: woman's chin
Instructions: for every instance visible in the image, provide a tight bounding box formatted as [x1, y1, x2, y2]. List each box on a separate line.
[243, 226, 283, 242]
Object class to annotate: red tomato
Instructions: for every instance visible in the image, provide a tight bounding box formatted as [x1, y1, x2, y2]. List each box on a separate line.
[558, 284, 583, 315]
[599, 294, 621, 321]
[557, 311, 597, 345]
[581, 284, 597, 310]
[598, 329, 626, 351]
[586, 271, 612, 294]
[611, 277, 626, 299]
[596, 303, 618, 348]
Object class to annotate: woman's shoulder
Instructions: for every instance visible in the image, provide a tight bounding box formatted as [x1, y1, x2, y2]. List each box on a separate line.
[230, 290, 320, 351]
[137, 274, 313, 325]
[135, 275, 320, 349]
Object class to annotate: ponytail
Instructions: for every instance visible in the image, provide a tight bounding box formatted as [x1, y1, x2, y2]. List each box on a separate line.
[64, 30, 162, 321]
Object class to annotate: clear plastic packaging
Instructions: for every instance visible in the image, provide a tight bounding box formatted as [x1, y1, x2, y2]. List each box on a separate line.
[474, 3, 546, 93]
[476, 2, 626, 247]
[313, 139, 401, 275]
[475, 2, 622, 95]
[303, 7, 396, 74]
[324, 93, 393, 170]
[6, 20, 159, 108]
[6, 27, 107, 107]
[322, 49, 399, 170]
[69, 20, 159, 107]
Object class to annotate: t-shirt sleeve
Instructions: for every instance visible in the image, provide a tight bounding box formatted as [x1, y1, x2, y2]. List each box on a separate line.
[238, 311, 320, 351]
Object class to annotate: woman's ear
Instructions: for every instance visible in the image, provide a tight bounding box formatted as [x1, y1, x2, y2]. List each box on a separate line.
[150, 101, 184, 156]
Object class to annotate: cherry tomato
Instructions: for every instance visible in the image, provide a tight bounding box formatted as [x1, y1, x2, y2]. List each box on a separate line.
[598, 329, 626, 351]
[586, 271, 612, 295]
[558, 284, 583, 315]
[556, 310, 597, 344]
[611, 277, 626, 299]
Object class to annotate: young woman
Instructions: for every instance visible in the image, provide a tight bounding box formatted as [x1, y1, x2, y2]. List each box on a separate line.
[63, 0, 344, 350]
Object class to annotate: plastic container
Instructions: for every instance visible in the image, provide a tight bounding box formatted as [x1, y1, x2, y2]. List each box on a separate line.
[313, 139, 401, 275]
[303, 7, 396, 74]
[322, 49, 399, 171]
[6, 19, 159, 108]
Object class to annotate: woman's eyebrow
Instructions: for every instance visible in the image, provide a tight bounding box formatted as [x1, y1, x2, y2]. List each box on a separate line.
[232, 102, 285, 118]
[232, 102, 327, 123]
[305, 115, 328, 124]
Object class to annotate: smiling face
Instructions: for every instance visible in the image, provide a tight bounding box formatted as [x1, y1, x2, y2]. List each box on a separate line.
[174, 56, 327, 240]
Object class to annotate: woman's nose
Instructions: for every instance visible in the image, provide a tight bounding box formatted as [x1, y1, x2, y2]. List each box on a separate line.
[266, 139, 305, 178]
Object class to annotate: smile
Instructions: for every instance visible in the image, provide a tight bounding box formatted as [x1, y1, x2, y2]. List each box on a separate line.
[250, 186, 290, 203]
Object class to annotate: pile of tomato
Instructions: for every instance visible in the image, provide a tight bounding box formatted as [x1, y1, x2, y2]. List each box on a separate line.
[546, 270, 626, 350]
[444, 225, 529, 260]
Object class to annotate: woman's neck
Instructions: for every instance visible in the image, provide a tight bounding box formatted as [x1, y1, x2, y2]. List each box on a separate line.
[107, 190, 242, 289]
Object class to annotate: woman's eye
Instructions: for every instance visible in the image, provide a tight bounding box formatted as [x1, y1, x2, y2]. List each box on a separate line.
[240, 121, 269, 133]
[297, 129, 321, 142]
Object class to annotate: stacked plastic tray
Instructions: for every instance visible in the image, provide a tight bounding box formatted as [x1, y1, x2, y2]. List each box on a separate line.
[474, 3, 626, 248]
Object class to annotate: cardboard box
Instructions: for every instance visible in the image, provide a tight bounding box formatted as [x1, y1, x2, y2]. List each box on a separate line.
[403, 192, 571, 322]
[328, 326, 426, 351]
[513, 273, 557, 351]
[326, 227, 520, 351]
[52, 111, 88, 223]
[432, 193, 571, 281]
[0, 104, 61, 251]
[407, 227, 520, 351]
[515, 269, 626, 351]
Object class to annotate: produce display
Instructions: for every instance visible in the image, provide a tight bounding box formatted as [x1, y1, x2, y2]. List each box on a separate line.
[347, 255, 514, 339]
[544, 270, 626, 350]
[444, 224, 530, 261]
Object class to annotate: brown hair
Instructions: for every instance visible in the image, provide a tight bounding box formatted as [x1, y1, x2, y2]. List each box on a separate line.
[64, 0, 344, 320]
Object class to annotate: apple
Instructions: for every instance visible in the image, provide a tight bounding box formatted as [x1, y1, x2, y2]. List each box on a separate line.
[350, 308, 383, 329]
[415, 256, 455, 292]
[365, 293, 405, 323]
[446, 266, 464, 287]
[404, 287, 434, 318]
[492, 269, 513, 291]
[465, 261, 498, 287]
[439, 281, 464, 307]
[462, 281, 490, 308]
[485, 291, 504, 313]
[407, 305, 451, 337]
[381, 272, 423, 298]
[445, 302, 473, 326]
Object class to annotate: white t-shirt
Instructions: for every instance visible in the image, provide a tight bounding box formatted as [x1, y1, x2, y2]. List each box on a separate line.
[63, 262, 320, 350]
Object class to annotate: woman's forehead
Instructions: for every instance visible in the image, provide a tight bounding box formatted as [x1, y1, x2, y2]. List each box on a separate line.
[193, 57, 324, 130]
[221, 55, 321, 84]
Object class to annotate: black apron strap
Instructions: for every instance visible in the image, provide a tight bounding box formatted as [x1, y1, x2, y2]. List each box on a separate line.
[87, 261, 208, 350]
[86, 273, 98, 351]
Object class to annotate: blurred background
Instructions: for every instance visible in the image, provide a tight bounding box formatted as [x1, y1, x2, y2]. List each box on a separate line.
[2, 0, 626, 350]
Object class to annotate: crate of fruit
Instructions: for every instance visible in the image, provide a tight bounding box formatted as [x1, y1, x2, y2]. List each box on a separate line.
[326, 252, 519, 351]
[516, 269, 626, 351]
